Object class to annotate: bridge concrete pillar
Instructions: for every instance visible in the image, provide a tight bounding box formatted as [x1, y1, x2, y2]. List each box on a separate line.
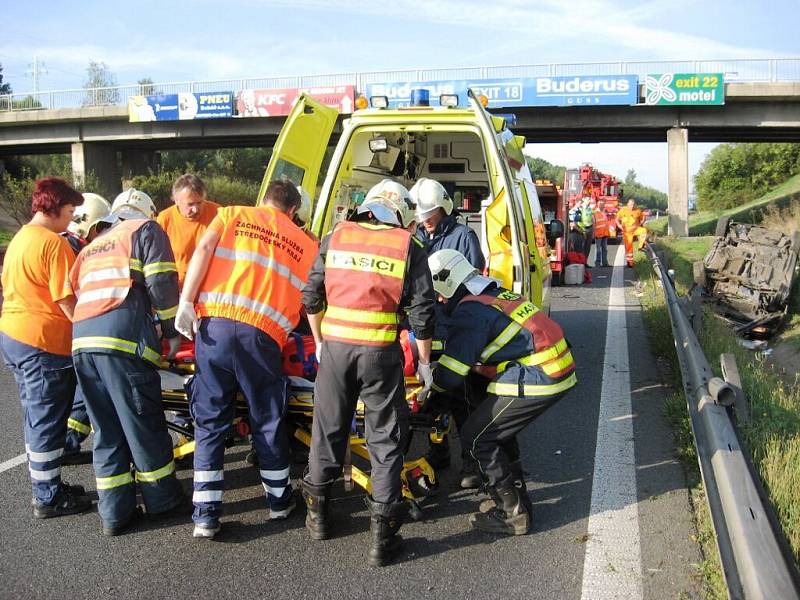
[120, 149, 158, 181]
[71, 142, 120, 196]
[667, 127, 689, 237]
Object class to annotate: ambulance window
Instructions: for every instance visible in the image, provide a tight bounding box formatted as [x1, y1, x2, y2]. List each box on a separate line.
[523, 180, 543, 221]
[270, 159, 305, 187]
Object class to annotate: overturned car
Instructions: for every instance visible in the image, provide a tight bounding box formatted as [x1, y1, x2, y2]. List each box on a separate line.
[696, 218, 800, 337]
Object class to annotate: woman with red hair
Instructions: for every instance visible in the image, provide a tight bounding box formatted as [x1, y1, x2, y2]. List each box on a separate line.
[0, 177, 92, 518]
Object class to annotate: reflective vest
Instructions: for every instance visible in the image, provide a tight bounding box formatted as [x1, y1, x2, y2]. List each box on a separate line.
[196, 205, 316, 346]
[72, 219, 147, 323]
[578, 205, 594, 232]
[459, 289, 575, 381]
[617, 206, 643, 231]
[593, 210, 610, 238]
[321, 221, 411, 346]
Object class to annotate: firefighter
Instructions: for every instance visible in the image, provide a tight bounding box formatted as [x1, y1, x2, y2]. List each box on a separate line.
[156, 173, 220, 289]
[592, 199, 611, 268]
[70, 188, 186, 535]
[175, 180, 317, 540]
[0, 178, 91, 518]
[61, 192, 112, 460]
[427, 249, 577, 536]
[576, 197, 595, 259]
[410, 177, 483, 487]
[301, 179, 435, 567]
[615, 198, 647, 267]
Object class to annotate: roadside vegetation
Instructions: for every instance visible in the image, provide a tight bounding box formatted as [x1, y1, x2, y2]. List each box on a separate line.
[634, 155, 800, 595]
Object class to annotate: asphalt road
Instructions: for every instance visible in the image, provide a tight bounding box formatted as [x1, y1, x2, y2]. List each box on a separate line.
[0, 246, 702, 600]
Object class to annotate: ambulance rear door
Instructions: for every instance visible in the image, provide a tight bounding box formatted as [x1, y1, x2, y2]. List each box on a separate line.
[257, 93, 338, 207]
[468, 90, 529, 298]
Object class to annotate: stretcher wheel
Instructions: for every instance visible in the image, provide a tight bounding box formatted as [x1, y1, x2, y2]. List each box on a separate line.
[408, 500, 423, 522]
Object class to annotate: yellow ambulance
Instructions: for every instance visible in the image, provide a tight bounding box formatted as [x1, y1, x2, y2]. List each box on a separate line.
[258, 90, 563, 311]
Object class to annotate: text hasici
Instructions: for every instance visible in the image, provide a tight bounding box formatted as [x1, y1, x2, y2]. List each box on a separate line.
[234, 220, 305, 262]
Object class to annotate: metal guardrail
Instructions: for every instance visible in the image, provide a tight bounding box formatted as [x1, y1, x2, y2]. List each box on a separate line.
[646, 244, 800, 600]
[1, 57, 799, 113]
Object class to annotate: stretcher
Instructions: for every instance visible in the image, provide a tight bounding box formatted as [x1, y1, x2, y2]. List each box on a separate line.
[158, 339, 447, 519]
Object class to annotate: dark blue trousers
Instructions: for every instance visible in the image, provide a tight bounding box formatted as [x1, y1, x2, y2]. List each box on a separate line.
[1, 333, 74, 505]
[74, 352, 183, 528]
[191, 318, 291, 526]
[65, 387, 91, 453]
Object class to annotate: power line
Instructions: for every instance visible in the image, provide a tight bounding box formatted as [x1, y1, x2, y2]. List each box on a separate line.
[26, 55, 48, 94]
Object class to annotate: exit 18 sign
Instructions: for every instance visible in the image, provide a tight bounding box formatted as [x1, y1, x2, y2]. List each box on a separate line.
[643, 73, 724, 105]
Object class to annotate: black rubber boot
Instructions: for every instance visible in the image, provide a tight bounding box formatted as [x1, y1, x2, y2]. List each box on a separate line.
[459, 454, 482, 489]
[469, 474, 531, 535]
[424, 437, 451, 470]
[365, 497, 408, 567]
[479, 460, 524, 512]
[301, 478, 332, 540]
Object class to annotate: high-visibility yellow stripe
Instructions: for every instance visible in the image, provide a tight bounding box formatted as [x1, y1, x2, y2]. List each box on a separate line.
[67, 418, 91, 435]
[141, 346, 162, 366]
[96, 471, 134, 490]
[541, 351, 575, 376]
[129, 258, 143, 272]
[326, 250, 405, 279]
[73, 336, 137, 353]
[480, 321, 521, 362]
[143, 261, 177, 277]
[496, 339, 569, 372]
[325, 305, 398, 325]
[321, 322, 397, 343]
[156, 305, 178, 320]
[487, 372, 577, 397]
[135, 460, 175, 483]
[438, 354, 471, 376]
[432, 340, 444, 351]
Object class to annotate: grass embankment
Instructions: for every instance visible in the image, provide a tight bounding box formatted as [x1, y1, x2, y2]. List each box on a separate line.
[0, 230, 13, 246]
[647, 172, 800, 236]
[634, 236, 800, 599]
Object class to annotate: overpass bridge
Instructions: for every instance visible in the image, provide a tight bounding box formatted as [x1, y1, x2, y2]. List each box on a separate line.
[2, 59, 800, 235]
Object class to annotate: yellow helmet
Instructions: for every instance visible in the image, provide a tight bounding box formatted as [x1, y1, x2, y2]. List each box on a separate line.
[68, 193, 111, 239]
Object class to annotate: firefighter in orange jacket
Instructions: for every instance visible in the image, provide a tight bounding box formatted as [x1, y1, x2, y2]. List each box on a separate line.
[175, 180, 317, 540]
[428, 249, 576, 536]
[301, 179, 436, 567]
[616, 198, 647, 267]
[70, 189, 186, 536]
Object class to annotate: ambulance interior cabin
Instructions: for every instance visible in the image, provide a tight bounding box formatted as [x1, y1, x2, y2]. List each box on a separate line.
[323, 128, 490, 243]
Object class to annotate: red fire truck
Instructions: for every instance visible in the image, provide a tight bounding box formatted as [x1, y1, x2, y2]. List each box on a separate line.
[536, 180, 569, 285]
[563, 164, 622, 239]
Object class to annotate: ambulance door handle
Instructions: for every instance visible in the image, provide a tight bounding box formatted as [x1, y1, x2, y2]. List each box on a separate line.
[529, 262, 537, 273]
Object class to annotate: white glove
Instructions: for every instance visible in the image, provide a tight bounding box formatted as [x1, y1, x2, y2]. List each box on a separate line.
[416, 362, 433, 389]
[315, 341, 323, 366]
[175, 300, 198, 340]
[166, 335, 182, 359]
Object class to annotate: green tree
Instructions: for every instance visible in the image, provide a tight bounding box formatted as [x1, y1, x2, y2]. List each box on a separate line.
[83, 60, 119, 106]
[525, 156, 566, 185]
[0, 63, 11, 95]
[137, 77, 155, 96]
[625, 169, 637, 186]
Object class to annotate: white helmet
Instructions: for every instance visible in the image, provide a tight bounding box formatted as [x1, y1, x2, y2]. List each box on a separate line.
[410, 178, 453, 221]
[68, 193, 111, 239]
[295, 185, 312, 226]
[111, 188, 157, 220]
[357, 179, 415, 228]
[428, 249, 477, 298]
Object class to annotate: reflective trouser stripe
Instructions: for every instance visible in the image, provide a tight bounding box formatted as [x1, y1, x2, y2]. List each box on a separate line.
[194, 470, 224, 483]
[193, 490, 223, 503]
[261, 467, 289, 497]
[438, 354, 471, 376]
[29, 466, 60, 481]
[260, 468, 289, 480]
[97, 471, 134, 490]
[26, 445, 63, 463]
[67, 418, 91, 435]
[135, 460, 175, 483]
[487, 372, 578, 397]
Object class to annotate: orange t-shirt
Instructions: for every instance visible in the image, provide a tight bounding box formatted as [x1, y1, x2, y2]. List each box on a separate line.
[0, 224, 75, 355]
[156, 200, 220, 288]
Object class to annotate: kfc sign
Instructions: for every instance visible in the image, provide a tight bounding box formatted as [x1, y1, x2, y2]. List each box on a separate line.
[236, 85, 355, 117]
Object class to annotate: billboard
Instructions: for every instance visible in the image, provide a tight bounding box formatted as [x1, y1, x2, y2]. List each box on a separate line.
[128, 91, 234, 122]
[365, 75, 639, 108]
[236, 85, 355, 117]
[643, 73, 724, 105]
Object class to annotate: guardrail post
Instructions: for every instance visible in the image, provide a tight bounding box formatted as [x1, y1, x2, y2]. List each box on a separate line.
[720, 353, 750, 425]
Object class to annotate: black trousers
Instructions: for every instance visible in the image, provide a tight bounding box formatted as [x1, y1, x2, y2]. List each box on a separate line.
[460, 391, 567, 486]
[308, 341, 409, 503]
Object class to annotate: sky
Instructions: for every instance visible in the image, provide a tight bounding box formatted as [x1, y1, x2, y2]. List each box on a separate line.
[1, 0, 797, 191]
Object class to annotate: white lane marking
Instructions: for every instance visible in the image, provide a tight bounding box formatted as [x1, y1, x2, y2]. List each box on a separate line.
[0, 453, 27, 474]
[580, 244, 643, 599]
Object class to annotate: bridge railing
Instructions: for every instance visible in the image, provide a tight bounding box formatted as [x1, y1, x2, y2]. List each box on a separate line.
[1, 58, 799, 113]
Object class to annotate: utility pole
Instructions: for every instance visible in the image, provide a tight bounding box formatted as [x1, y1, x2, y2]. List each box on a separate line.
[26, 54, 48, 94]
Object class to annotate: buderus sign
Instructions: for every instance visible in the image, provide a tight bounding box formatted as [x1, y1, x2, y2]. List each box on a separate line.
[364, 75, 639, 108]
